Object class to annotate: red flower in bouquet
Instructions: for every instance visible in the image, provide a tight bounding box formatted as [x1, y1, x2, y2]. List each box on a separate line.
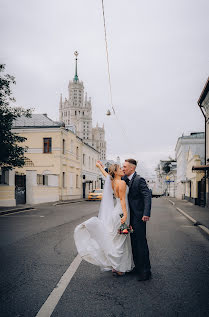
[118, 214, 134, 235]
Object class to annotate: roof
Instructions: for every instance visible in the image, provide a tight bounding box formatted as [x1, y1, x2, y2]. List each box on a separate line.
[12, 114, 64, 128]
[198, 77, 209, 106]
[181, 132, 205, 139]
[82, 141, 100, 153]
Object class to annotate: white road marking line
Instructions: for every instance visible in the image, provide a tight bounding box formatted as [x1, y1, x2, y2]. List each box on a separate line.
[0, 209, 36, 217]
[168, 199, 175, 205]
[198, 225, 209, 236]
[35, 254, 82, 317]
[168, 199, 209, 237]
[176, 207, 197, 224]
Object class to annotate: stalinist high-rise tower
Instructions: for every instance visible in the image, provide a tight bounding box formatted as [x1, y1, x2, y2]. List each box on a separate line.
[59, 52, 106, 160]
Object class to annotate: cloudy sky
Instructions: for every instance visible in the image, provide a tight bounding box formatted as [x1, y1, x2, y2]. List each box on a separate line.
[1, 0, 209, 176]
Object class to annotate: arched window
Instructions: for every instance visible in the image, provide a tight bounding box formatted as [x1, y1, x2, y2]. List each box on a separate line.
[62, 139, 65, 154]
[76, 147, 79, 160]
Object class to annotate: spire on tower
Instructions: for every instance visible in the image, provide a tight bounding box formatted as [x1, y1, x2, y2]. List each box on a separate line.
[59, 94, 62, 109]
[73, 51, 79, 82]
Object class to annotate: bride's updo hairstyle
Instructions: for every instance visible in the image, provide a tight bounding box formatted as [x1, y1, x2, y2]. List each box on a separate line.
[108, 164, 119, 180]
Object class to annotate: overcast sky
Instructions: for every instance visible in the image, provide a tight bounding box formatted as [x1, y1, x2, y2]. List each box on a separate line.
[1, 0, 209, 176]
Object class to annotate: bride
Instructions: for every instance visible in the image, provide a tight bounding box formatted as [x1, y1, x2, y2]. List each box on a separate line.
[74, 161, 134, 276]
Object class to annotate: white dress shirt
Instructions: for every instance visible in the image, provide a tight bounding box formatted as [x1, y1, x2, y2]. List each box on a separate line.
[128, 172, 135, 181]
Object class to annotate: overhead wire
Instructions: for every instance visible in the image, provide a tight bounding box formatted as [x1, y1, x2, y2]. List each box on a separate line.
[101, 0, 131, 144]
[101, 0, 115, 115]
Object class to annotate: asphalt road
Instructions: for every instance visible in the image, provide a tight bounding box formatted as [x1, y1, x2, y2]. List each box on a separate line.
[0, 198, 209, 317]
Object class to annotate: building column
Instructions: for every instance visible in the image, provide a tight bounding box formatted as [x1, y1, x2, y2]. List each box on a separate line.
[26, 170, 37, 204]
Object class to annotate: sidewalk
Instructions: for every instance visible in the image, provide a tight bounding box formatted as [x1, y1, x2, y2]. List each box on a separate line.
[167, 197, 209, 234]
[0, 198, 87, 216]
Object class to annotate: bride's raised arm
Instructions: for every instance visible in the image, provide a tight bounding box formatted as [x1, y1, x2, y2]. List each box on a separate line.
[96, 161, 108, 178]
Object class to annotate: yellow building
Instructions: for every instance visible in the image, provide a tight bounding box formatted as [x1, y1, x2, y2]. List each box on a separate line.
[9, 114, 83, 204]
[0, 169, 16, 206]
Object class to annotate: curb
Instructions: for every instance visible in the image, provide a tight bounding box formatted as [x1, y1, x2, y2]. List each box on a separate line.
[53, 199, 88, 206]
[168, 199, 209, 237]
[0, 207, 35, 216]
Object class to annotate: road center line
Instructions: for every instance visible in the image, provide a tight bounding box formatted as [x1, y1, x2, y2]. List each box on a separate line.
[35, 254, 82, 317]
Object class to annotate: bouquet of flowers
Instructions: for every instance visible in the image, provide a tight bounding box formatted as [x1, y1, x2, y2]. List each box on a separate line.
[118, 214, 134, 235]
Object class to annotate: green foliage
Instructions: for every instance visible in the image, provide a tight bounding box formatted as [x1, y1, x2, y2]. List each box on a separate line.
[0, 64, 32, 169]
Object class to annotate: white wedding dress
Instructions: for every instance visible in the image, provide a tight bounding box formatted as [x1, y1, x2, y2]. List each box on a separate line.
[74, 175, 134, 272]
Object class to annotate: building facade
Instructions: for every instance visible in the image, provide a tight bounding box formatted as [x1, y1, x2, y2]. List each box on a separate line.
[175, 132, 205, 200]
[185, 149, 204, 205]
[0, 113, 101, 206]
[81, 142, 100, 198]
[193, 77, 209, 207]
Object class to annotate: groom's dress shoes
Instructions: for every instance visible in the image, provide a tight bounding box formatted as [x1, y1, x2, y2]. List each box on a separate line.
[127, 268, 138, 275]
[137, 271, 152, 281]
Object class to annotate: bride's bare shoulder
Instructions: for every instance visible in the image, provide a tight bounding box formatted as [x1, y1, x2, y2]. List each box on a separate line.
[119, 180, 126, 190]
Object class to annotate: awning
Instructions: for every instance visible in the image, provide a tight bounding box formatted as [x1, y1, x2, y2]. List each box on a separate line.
[192, 165, 209, 171]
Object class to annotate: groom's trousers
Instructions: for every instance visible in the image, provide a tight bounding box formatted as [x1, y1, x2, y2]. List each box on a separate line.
[130, 219, 151, 274]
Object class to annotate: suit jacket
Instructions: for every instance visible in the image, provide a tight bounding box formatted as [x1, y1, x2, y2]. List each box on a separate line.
[122, 172, 152, 219]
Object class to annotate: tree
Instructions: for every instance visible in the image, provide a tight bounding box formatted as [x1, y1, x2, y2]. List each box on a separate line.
[0, 64, 32, 169]
[162, 161, 171, 174]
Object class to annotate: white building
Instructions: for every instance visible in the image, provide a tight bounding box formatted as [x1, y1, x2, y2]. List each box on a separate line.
[166, 162, 177, 198]
[59, 52, 106, 160]
[175, 132, 205, 199]
[155, 160, 170, 195]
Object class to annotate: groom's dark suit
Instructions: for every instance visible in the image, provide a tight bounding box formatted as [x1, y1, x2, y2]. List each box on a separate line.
[123, 172, 152, 274]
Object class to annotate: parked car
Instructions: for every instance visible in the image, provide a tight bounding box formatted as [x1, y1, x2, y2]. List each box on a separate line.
[88, 189, 103, 201]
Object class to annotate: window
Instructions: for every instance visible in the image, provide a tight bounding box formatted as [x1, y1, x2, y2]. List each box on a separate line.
[43, 175, 48, 185]
[89, 156, 91, 169]
[43, 138, 52, 153]
[76, 174, 79, 188]
[76, 147, 79, 160]
[75, 111, 77, 115]
[62, 139, 65, 154]
[62, 172, 66, 187]
[83, 154, 85, 165]
[0, 169, 9, 185]
[37, 175, 48, 185]
[92, 189, 103, 193]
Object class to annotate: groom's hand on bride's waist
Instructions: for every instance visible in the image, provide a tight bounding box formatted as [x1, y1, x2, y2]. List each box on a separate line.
[142, 216, 150, 222]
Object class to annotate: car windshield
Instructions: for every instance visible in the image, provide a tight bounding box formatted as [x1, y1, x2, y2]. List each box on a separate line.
[92, 189, 103, 193]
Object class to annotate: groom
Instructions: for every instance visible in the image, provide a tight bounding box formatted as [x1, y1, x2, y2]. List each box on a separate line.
[122, 159, 152, 281]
